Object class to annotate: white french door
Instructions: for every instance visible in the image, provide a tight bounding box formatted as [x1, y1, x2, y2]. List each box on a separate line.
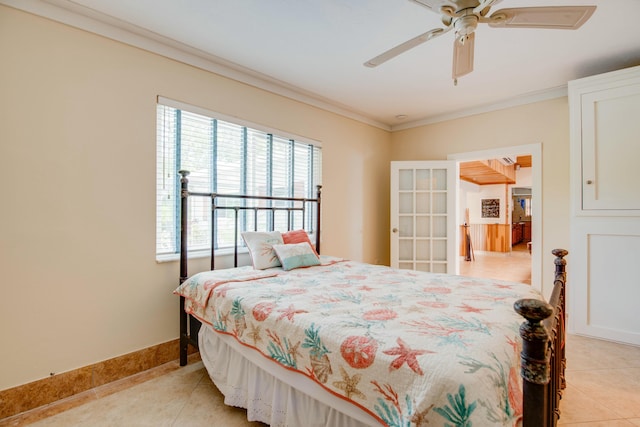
[390, 161, 458, 274]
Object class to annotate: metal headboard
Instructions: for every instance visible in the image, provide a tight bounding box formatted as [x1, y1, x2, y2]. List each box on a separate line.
[177, 169, 321, 365]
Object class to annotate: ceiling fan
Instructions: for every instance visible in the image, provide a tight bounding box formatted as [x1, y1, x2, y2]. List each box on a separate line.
[364, 0, 596, 84]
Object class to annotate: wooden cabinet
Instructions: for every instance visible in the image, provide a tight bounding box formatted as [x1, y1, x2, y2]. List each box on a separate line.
[512, 223, 522, 245]
[523, 221, 531, 241]
[512, 222, 530, 245]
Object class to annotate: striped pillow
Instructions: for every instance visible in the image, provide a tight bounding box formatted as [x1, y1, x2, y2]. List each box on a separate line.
[272, 242, 320, 271]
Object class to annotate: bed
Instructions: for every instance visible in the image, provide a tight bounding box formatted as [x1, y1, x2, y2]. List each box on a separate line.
[174, 170, 567, 427]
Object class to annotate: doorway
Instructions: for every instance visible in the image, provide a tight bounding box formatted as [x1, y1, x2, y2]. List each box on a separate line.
[448, 143, 542, 292]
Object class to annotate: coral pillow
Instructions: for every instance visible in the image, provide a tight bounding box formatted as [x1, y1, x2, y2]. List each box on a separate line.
[241, 231, 284, 270]
[272, 242, 321, 271]
[282, 229, 318, 256]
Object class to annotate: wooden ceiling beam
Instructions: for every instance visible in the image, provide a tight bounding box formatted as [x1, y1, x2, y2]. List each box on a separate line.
[460, 159, 516, 185]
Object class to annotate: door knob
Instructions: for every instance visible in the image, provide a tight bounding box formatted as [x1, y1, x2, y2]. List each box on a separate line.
[586, 180, 593, 185]
[392, 228, 398, 233]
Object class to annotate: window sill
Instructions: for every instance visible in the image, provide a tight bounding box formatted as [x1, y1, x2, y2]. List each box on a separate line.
[156, 247, 250, 263]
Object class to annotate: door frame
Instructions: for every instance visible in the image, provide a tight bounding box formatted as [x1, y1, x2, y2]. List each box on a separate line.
[448, 143, 542, 292]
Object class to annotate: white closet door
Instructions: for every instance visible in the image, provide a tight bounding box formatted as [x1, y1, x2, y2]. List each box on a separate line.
[569, 66, 640, 345]
[580, 83, 640, 212]
[391, 161, 458, 274]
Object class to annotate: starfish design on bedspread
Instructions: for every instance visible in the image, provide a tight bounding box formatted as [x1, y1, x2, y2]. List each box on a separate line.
[246, 322, 262, 346]
[277, 304, 308, 322]
[383, 337, 433, 375]
[288, 340, 303, 365]
[333, 366, 366, 400]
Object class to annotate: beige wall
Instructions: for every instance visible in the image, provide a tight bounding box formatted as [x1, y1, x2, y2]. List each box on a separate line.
[0, 5, 572, 392]
[390, 98, 572, 297]
[0, 6, 391, 390]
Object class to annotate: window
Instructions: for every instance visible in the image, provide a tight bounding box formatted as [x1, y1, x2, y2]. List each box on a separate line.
[156, 98, 322, 257]
[523, 197, 532, 217]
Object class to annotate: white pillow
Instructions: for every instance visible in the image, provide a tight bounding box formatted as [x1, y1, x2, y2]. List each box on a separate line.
[241, 231, 284, 270]
[272, 242, 321, 271]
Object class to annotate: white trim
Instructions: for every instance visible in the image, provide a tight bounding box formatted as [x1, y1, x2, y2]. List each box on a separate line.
[156, 247, 251, 264]
[393, 87, 567, 130]
[448, 143, 543, 294]
[158, 96, 322, 148]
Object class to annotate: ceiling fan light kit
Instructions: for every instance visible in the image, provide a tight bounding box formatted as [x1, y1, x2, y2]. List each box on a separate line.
[364, 1, 596, 83]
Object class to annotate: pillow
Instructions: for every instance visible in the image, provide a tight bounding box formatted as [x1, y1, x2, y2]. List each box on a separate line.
[241, 231, 284, 270]
[272, 242, 321, 271]
[282, 229, 318, 256]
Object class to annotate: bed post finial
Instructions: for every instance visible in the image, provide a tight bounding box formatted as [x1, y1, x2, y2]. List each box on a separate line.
[515, 298, 553, 427]
[515, 299, 553, 383]
[552, 248, 568, 282]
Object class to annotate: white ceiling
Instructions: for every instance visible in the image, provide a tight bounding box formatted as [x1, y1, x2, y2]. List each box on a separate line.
[9, 0, 640, 128]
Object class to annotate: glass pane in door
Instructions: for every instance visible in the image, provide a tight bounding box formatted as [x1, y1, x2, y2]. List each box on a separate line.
[416, 239, 430, 260]
[399, 216, 413, 237]
[433, 240, 447, 261]
[416, 193, 430, 213]
[399, 170, 413, 191]
[399, 193, 413, 214]
[432, 169, 447, 191]
[433, 216, 447, 238]
[416, 217, 430, 237]
[416, 169, 430, 190]
[399, 239, 413, 260]
[432, 193, 447, 214]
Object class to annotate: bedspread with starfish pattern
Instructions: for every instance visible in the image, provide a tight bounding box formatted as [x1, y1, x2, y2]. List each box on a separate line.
[175, 256, 540, 427]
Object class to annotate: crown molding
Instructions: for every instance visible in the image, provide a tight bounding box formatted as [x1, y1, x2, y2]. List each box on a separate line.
[2, 0, 568, 133]
[391, 85, 568, 131]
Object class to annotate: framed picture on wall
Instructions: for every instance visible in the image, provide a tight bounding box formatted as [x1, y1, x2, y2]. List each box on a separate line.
[481, 198, 500, 218]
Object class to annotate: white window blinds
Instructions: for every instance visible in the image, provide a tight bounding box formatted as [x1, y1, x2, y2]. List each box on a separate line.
[156, 100, 322, 256]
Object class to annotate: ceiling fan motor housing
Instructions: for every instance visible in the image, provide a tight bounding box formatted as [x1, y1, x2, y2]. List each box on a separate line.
[454, 9, 479, 43]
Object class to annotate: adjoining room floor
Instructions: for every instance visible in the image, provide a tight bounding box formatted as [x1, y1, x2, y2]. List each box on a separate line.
[459, 242, 532, 285]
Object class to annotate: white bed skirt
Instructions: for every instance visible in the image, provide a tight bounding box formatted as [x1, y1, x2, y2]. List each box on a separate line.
[199, 326, 380, 427]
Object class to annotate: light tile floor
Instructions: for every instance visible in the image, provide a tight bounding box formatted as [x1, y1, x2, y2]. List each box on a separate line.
[459, 243, 532, 285]
[4, 250, 640, 426]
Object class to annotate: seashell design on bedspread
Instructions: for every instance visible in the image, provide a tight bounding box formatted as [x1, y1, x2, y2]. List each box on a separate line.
[174, 256, 541, 427]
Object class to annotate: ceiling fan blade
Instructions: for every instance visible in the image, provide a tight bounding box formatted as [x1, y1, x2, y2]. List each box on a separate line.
[452, 32, 475, 80]
[488, 6, 596, 29]
[473, 0, 502, 15]
[408, 0, 437, 12]
[364, 26, 451, 68]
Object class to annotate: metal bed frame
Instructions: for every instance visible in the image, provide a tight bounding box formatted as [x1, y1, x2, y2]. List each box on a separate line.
[176, 169, 568, 427]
